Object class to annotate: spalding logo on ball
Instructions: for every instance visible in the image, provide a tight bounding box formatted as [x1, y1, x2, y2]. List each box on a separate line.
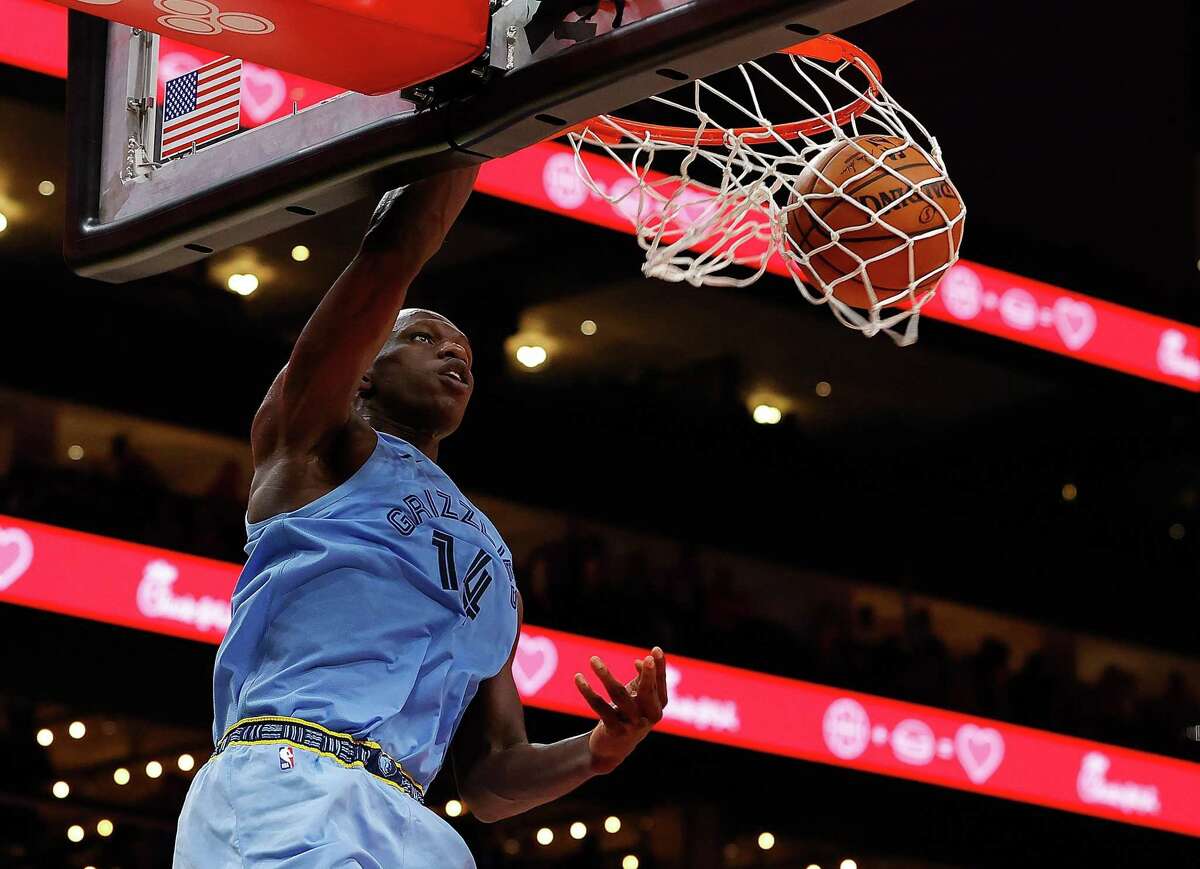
[786, 135, 965, 309]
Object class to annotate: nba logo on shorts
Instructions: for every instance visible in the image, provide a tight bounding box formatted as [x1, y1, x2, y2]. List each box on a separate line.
[278, 746, 295, 770]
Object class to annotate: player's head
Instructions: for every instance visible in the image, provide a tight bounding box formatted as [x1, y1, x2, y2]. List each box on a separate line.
[357, 308, 473, 440]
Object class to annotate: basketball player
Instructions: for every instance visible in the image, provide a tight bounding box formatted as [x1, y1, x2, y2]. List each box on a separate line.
[174, 166, 668, 867]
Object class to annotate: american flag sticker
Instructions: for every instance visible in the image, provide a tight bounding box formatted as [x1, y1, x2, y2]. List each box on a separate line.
[159, 57, 243, 161]
[278, 746, 295, 770]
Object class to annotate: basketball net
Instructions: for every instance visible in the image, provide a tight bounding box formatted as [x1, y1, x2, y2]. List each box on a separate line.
[565, 36, 965, 345]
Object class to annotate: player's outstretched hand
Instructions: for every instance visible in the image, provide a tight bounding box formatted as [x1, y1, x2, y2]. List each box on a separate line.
[574, 646, 668, 774]
[360, 164, 481, 257]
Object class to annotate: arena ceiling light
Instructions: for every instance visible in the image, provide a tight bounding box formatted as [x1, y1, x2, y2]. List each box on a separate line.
[753, 404, 783, 425]
[515, 345, 548, 369]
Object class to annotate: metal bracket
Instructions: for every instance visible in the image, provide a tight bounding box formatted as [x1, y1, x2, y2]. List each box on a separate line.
[399, 7, 497, 107]
[123, 28, 160, 182]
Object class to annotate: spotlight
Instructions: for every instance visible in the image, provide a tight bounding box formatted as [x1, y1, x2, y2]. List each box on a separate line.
[227, 273, 260, 296]
[69, 721, 86, 739]
[291, 245, 311, 262]
[515, 345, 548, 369]
[97, 819, 113, 837]
[36, 728, 53, 747]
[0, 213, 8, 233]
[113, 767, 131, 785]
[1061, 483, 1078, 502]
[39, 180, 56, 196]
[536, 827, 553, 846]
[52, 781, 69, 799]
[67, 825, 84, 843]
[445, 800, 463, 817]
[178, 754, 196, 772]
[604, 816, 621, 833]
[840, 860, 858, 869]
[752, 404, 782, 425]
[68, 445, 84, 461]
[622, 856, 639, 869]
[580, 319, 597, 336]
[146, 760, 163, 779]
[816, 380, 832, 397]
[758, 832, 775, 850]
[569, 821, 586, 839]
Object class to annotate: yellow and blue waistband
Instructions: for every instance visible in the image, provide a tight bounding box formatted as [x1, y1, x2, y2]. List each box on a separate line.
[214, 715, 425, 804]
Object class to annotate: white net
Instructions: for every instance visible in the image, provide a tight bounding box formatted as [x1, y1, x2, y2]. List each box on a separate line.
[565, 36, 965, 345]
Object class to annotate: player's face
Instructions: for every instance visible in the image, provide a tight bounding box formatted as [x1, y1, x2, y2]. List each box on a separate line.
[368, 313, 474, 437]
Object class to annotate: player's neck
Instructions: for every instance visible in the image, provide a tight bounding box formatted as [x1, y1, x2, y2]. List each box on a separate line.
[361, 410, 439, 461]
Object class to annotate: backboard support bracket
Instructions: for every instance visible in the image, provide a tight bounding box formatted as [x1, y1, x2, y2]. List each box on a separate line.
[122, 27, 158, 184]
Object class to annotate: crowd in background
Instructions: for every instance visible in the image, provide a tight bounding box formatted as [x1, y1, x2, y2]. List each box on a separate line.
[3, 450, 1197, 763]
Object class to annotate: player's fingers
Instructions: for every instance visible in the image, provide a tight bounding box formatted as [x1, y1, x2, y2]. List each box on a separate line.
[635, 656, 663, 720]
[591, 656, 640, 721]
[653, 647, 668, 705]
[574, 674, 621, 726]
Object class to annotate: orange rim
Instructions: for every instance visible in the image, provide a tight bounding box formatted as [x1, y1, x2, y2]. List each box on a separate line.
[563, 35, 883, 146]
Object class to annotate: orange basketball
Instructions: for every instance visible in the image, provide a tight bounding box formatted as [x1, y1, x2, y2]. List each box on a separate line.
[786, 135, 964, 309]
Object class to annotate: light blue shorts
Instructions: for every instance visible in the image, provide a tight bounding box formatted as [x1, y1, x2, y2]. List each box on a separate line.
[173, 744, 475, 868]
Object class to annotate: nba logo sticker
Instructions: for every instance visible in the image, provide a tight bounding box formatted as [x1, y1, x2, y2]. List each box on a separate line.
[278, 746, 295, 770]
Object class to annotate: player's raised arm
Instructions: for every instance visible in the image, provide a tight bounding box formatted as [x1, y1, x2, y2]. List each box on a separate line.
[253, 165, 480, 455]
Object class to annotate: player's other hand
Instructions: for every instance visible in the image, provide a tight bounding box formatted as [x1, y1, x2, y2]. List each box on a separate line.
[574, 646, 668, 774]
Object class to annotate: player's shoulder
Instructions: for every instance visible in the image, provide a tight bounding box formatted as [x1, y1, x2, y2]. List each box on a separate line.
[246, 411, 379, 523]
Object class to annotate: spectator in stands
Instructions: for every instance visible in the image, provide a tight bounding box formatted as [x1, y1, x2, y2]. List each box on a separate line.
[108, 434, 162, 490]
[899, 607, 950, 705]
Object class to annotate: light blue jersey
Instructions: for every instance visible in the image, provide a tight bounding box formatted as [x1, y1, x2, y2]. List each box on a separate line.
[175, 430, 519, 867]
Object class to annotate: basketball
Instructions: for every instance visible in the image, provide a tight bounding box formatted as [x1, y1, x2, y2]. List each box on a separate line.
[786, 134, 964, 309]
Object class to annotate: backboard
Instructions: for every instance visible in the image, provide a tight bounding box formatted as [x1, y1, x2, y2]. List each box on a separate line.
[65, 0, 915, 282]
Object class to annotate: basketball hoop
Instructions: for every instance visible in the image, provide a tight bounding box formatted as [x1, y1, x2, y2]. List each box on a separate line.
[565, 35, 966, 345]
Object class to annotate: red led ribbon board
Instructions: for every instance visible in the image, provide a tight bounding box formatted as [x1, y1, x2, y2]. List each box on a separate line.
[2, 513, 1198, 837]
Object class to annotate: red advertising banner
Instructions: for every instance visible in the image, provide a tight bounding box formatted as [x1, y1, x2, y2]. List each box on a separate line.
[2, 513, 1199, 837]
[0, 513, 234, 643]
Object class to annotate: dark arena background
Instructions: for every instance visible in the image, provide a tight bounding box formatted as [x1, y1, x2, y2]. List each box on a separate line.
[1, 1, 1199, 867]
